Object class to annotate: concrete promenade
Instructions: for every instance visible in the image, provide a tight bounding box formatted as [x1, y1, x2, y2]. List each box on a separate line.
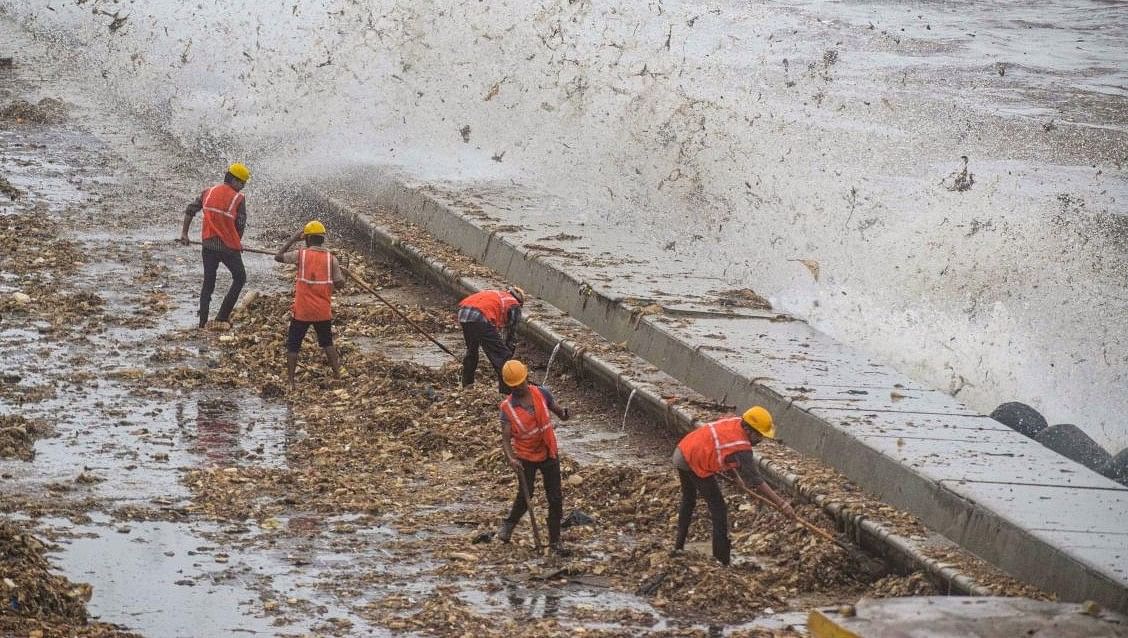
[322, 171, 1128, 611]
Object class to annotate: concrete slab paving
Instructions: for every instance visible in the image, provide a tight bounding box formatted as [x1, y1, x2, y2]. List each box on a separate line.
[326, 174, 1128, 611]
[848, 432, 1123, 488]
[809, 597, 1128, 638]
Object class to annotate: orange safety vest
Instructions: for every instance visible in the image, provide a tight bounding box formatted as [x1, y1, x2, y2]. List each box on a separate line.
[292, 248, 334, 322]
[501, 386, 558, 463]
[199, 183, 244, 251]
[459, 289, 521, 330]
[677, 417, 753, 479]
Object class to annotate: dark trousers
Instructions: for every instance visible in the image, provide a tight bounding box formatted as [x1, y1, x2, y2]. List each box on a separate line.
[675, 468, 730, 565]
[461, 320, 511, 393]
[199, 247, 246, 327]
[506, 457, 563, 545]
[286, 319, 333, 352]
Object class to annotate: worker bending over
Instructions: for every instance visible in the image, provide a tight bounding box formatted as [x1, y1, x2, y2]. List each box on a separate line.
[179, 163, 251, 329]
[458, 287, 525, 393]
[673, 407, 796, 565]
[497, 360, 572, 555]
[274, 221, 346, 389]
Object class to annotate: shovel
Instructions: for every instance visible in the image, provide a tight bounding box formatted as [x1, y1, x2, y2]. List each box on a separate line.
[727, 472, 887, 578]
[514, 467, 543, 552]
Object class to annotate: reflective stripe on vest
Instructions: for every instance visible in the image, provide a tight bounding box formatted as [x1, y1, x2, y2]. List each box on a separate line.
[298, 249, 333, 285]
[200, 183, 243, 251]
[501, 386, 557, 462]
[678, 417, 752, 479]
[292, 249, 334, 322]
[709, 419, 751, 468]
[202, 186, 243, 219]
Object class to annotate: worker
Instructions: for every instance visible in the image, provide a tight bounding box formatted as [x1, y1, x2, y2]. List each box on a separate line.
[458, 287, 525, 393]
[672, 406, 796, 565]
[178, 163, 251, 330]
[496, 360, 572, 555]
[274, 220, 347, 389]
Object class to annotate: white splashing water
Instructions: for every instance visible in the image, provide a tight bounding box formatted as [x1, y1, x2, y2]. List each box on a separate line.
[3, 0, 1126, 451]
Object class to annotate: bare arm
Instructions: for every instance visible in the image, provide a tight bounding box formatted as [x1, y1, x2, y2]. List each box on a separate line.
[729, 451, 795, 518]
[504, 306, 521, 353]
[274, 229, 304, 263]
[235, 198, 247, 238]
[179, 194, 202, 244]
[500, 415, 521, 469]
[179, 212, 193, 244]
[755, 482, 795, 518]
[331, 255, 347, 288]
[539, 386, 570, 422]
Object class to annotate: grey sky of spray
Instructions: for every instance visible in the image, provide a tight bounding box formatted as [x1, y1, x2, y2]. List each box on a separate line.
[5, 0, 1127, 450]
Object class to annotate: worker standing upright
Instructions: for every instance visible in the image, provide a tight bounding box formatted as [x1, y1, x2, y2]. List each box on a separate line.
[458, 287, 525, 393]
[179, 163, 251, 329]
[274, 221, 347, 389]
[673, 407, 796, 565]
[496, 360, 572, 555]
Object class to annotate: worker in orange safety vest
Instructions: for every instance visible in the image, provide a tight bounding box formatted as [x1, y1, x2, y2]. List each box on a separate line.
[274, 220, 346, 389]
[458, 287, 525, 393]
[673, 406, 796, 565]
[179, 162, 251, 329]
[497, 360, 573, 555]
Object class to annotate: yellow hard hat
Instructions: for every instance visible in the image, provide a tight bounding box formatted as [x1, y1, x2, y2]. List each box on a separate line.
[227, 162, 251, 182]
[742, 406, 775, 439]
[502, 360, 528, 387]
[303, 220, 327, 236]
[507, 286, 526, 304]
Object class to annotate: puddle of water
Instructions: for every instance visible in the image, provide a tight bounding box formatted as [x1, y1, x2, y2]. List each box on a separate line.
[3, 382, 293, 503]
[44, 514, 385, 637]
[459, 579, 808, 635]
[178, 396, 293, 469]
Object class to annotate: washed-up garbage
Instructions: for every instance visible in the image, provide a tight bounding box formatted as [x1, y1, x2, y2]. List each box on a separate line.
[0, 520, 135, 636]
[561, 509, 596, 528]
[0, 97, 67, 125]
[92, 240, 1048, 633]
[0, 415, 50, 461]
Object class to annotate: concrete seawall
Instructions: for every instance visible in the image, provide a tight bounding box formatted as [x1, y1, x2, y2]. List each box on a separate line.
[302, 171, 1128, 611]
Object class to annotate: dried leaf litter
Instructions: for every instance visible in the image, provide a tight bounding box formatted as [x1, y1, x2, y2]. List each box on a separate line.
[121, 258, 934, 631]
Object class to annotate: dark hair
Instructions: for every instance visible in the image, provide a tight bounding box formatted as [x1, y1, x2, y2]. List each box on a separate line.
[305, 235, 325, 246]
[743, 422, 763, 441]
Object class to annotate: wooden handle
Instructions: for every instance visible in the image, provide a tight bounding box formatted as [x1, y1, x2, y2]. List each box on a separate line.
[515, 467, 543, 551]
[184, 239, 274, 255]
[341, 267, 459, 360]
[184, 239, 459, 360]
[728, 473, 840, 545]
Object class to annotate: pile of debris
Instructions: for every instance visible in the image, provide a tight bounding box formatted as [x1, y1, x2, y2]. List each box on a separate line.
[0, 520, 136, 637]
[0, 415, 51, 461]
[0, 97, 67, 125]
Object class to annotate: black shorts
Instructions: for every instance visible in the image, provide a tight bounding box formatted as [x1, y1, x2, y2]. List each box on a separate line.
[287, 319, 333, 352]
